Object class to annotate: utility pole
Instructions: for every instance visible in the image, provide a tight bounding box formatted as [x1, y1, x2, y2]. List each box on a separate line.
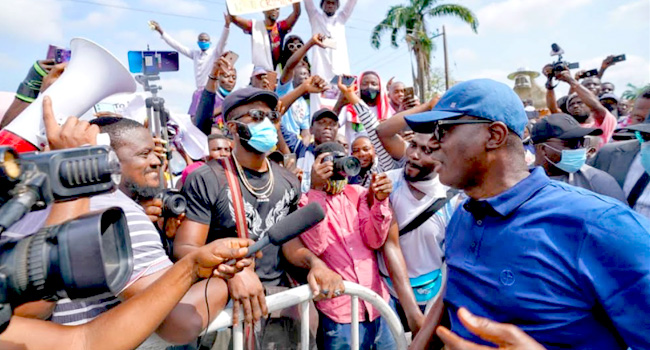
[443, 25, 449, 90]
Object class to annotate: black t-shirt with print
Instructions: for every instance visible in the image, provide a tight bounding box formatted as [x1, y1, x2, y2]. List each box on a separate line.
[182, 158, 300, 286]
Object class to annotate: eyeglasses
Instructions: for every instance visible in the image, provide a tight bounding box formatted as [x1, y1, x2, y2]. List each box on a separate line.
[233, 109, 280, 123]
[433, 119, 493, 141]
[287, 42, 303, 51]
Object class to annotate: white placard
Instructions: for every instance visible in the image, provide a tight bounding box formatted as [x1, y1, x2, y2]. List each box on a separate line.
[226, 0, 301, 16]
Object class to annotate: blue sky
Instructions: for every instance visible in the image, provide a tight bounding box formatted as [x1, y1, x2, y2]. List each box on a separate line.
[1, 0, 648, 114]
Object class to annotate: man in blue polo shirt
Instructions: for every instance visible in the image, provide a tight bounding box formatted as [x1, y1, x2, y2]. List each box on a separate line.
[406, 79, 650, 350]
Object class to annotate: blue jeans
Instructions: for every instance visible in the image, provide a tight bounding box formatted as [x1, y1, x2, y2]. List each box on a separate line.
[317, 306, 397, 350]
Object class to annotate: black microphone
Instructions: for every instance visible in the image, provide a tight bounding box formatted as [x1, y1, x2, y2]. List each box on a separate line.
[226, 202, 325, 265]
[246, 202, 325, 257]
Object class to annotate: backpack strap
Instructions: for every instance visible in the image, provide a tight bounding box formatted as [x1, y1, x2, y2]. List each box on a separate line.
[206, 158, 249, 239]
[399, 189, 458, 237]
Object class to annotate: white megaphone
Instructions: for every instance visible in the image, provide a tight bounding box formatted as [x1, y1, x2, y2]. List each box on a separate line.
[0, 38, 137, 151]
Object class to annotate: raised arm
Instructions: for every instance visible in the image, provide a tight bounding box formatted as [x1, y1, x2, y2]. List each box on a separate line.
[211, 14, 232, 59]
[283, 2, 302, 29]
[376, 95, 439, 160]
[338, 0, 359, 22]
[151, 20, 193, 58]
[556, 70, 609, 124]
[280, 75, 328, 113]
[228, 12, 252, 32]
[280, 34, 326, 84]
[303, 0, 318, 18]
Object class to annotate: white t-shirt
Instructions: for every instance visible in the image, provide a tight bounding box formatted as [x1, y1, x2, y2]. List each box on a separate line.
[623, 153, 650, 219]
[378, 169, 458, 280]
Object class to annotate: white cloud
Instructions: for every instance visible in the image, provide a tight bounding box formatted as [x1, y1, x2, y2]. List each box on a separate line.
[609, 0, 650, 29]
[447, 0, 592, 36]
[0, 0, 64, 42]
[453, 47, 478, 63]
[140, 0, 207, 16]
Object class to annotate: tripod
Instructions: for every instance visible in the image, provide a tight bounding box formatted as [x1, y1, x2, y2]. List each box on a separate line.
[136, 72, 172, 187]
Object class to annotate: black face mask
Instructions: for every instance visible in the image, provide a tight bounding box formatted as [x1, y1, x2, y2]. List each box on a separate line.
[360, 88, 379, 103]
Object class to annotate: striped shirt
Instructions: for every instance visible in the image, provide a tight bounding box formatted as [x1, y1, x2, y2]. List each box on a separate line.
[51, 190, 172, 325]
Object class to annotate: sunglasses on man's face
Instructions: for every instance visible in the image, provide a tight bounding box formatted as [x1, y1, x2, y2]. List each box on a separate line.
[233, 109, 280, 123]
[433, 119, 493, 142]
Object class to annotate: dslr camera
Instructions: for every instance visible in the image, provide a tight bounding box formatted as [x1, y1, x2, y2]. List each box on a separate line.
[0, 145, 132, 333]
[324, 153, 361, 180]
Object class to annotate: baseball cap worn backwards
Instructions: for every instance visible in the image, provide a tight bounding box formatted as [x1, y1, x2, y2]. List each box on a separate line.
[405, 79, 528, 138]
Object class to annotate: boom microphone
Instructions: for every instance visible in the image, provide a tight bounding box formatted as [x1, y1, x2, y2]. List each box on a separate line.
[242, 202, 325, 260]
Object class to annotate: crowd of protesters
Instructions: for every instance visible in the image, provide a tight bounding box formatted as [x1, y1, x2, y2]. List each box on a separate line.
[1, 1, 649, 350]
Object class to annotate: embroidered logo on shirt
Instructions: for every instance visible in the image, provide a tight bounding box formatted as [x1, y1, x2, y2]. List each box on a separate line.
[500, 270, 515, 286]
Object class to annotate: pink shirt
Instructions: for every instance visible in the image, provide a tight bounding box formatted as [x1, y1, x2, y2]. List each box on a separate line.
[299, 186, 392, 323]
[581, 110, 617, 148]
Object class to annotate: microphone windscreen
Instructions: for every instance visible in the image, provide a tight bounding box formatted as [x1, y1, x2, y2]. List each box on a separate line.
[267, 202, 325, 245]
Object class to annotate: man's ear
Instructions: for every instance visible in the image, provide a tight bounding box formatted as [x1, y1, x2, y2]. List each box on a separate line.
[485, 122, 509, 150]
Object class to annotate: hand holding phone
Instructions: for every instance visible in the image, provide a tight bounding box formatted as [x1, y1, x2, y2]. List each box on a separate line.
[223, 51, 239, 66]
[321, 37, 337, 49]
[330, 75, 355, 87]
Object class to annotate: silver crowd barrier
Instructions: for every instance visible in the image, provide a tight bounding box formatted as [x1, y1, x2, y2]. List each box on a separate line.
[206, 281, 408, 350]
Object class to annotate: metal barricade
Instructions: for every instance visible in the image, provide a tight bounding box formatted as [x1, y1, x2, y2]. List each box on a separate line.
[206, 281, 408, 350]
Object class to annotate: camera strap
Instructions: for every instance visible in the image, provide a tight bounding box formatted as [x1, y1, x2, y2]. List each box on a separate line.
[399, 189, 458, 237]
[208, 158, 249, 239]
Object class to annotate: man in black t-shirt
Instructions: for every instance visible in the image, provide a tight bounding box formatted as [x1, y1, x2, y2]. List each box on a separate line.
[176, 87, 344, 331]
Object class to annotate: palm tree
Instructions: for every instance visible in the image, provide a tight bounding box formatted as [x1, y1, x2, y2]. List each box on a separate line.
[371, 0, 478, 100]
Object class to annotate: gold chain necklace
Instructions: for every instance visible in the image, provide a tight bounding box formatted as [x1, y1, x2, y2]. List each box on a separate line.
[232, 156, 274, 198]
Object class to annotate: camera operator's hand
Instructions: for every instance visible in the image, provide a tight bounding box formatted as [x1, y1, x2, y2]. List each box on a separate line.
[436, 307, 547, 350]
[150, 20, 163, 34]
[43, 96, 100, 150]
[541, 64, 553, 78]
[370, 173, 392, 202]
[308, 259, 345, 301]
[227, 267, 268, 325]
[193, 238, 259, 280]
[311, 152, 334, 191]
[554, 69, 576, 85]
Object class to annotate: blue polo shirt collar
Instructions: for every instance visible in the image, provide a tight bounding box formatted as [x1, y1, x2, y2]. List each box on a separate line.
[482, 167, 550, 217]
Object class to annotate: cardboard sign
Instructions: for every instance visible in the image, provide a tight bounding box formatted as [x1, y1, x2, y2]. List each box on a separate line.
[226, 0, 301, 16]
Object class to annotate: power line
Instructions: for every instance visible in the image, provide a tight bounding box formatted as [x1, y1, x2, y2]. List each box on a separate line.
[60, 0, 225, 23]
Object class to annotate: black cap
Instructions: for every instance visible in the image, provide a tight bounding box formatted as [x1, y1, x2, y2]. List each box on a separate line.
[222, 87, 278, 121]
[531, 113, 603, 144]
[311, 108, 338, 125]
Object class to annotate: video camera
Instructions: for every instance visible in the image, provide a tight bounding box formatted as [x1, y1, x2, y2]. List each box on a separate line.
[159, 188, 186, 218]
[546, 43, 579, 88]
[0, 145, 132, 334]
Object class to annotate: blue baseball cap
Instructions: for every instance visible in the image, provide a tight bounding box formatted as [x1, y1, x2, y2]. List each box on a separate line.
[405, 79, 528, 138]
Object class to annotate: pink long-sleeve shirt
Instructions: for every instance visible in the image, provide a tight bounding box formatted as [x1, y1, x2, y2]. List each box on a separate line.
[299, 186, 392, 323]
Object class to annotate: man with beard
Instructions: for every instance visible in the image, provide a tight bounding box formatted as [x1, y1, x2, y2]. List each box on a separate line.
[337, 78, 460, 336]
[151, 17, 231, 117]
[303, 0, 358, 81]
[405, 79, 650, 350]
[26, 116, 231, 347]
[338, 71, 392, 147]
[277, 33, 329, 142]
[176, 88, 343, 347]
[555, 69, 617, 148]
[229, 3, 301, 71]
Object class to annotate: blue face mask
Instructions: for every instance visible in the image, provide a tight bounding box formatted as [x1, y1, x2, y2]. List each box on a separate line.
[218, 85, 231, 97]
[237, 118, 278, 153]
[544, 144, 586, 173]
[197, 41, 210, 51]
